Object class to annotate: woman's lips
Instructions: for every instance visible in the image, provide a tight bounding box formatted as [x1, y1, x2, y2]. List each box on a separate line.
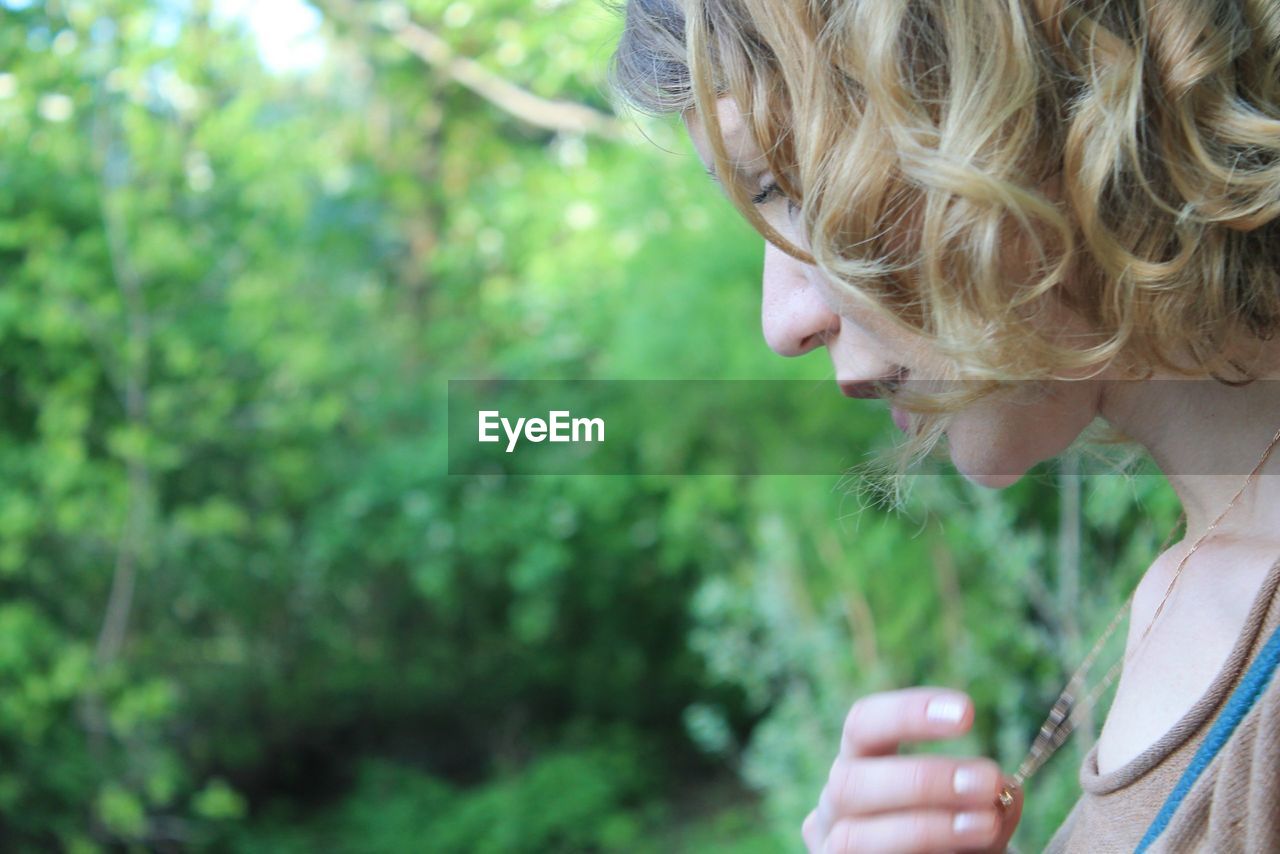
[837, 381, 882, 399]
[837, 370, 907, 400]
[891, 405, 910, 432]
[838, 370, 911, 431]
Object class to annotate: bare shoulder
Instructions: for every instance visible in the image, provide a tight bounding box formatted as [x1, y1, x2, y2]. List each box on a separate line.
[1096, 541, 1280, 775]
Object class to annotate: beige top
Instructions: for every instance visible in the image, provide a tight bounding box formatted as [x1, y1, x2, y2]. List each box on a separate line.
[1043, 555, 1280, 853]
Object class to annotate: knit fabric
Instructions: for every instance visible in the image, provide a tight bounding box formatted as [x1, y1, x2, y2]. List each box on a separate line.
[1043, 555, 1280, 854]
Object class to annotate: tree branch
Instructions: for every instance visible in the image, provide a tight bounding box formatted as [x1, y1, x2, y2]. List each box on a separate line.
[93, 120, 150, 671]
[815, 530, 880, 676]
[1056, 456, 1094, 747]
[323, 1, 626, 139]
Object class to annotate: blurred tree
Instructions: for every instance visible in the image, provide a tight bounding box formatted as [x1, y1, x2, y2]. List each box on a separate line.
[0, 1, 1168, 851]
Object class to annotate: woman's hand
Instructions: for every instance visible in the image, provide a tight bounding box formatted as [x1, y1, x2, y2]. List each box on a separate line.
[802, 687, 1023, 853]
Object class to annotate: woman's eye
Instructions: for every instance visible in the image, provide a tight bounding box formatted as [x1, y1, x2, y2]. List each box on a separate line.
[751, 181, 798, 218]
[751, 181, 782, 206]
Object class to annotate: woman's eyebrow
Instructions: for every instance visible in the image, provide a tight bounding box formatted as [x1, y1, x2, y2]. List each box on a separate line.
[706, 166, 763, 185]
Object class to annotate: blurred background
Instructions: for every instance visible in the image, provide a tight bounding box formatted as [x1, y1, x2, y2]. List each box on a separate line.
[0, 0, 1183, 850]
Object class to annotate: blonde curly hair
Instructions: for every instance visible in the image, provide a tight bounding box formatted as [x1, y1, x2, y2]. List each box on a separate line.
[610, 1, 1280, 405]
[609, 0, 1280, 486]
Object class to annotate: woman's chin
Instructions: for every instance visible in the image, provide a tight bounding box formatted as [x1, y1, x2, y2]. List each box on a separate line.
[961, 469, 1025, 489]
[950, 448, 1027, 489]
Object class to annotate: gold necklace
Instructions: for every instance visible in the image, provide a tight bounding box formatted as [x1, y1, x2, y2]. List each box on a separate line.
[997, 424, 1280, 808]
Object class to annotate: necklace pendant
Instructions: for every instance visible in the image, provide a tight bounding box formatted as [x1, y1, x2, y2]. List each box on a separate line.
[997, 785, 1016, 809]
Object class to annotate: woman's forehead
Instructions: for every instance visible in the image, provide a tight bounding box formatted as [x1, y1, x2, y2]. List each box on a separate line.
[683, 96, 769, 179]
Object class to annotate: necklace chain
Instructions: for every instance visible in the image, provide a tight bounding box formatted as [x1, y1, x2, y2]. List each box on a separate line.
[1001, 424, 1280, 802]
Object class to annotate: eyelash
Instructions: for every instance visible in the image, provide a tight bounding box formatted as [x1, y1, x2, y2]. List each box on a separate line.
[752, 181, 799, 216]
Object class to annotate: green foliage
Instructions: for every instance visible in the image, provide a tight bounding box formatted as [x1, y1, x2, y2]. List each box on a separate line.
[240, 735, 664, 854]
[0, 0, 1178, 850]
[679, 471, 1179, 850]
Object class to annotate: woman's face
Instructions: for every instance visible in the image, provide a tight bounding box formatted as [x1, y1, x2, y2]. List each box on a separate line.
[683, 97, 1106, 488]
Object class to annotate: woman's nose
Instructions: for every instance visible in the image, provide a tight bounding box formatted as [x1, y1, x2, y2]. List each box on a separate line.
[761, 240, 840, 357]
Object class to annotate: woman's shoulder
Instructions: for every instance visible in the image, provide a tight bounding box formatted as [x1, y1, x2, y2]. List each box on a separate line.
[1043, 558, 1280, 852]
[1047, 609, 1280, 853]
[1150, 618, 1280, 851]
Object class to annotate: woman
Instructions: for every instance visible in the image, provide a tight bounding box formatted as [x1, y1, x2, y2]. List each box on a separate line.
[610, 1, 1280, 852]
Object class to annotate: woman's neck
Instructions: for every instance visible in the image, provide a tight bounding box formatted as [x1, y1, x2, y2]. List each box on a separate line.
[1098, 357, 1280, 545]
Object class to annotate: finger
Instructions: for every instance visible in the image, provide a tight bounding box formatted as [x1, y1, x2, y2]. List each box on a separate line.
[823, 755, 1004, 817]
[841, 688, 973, 758]
[802, 809, 822, 853]
[823, 809, 1001, 854]
[991, 777, 1025, 854]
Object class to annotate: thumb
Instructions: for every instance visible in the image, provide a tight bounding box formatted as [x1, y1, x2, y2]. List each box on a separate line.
[987, 777, 1024, 853]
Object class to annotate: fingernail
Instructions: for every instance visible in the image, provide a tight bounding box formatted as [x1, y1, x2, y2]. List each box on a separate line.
[953, 767, 982, 796]
[953, 811, 995, 835]
[926, 696, 965, 724]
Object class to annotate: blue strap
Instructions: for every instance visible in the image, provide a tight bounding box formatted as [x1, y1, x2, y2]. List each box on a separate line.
[1134, 622, 1280, 853]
